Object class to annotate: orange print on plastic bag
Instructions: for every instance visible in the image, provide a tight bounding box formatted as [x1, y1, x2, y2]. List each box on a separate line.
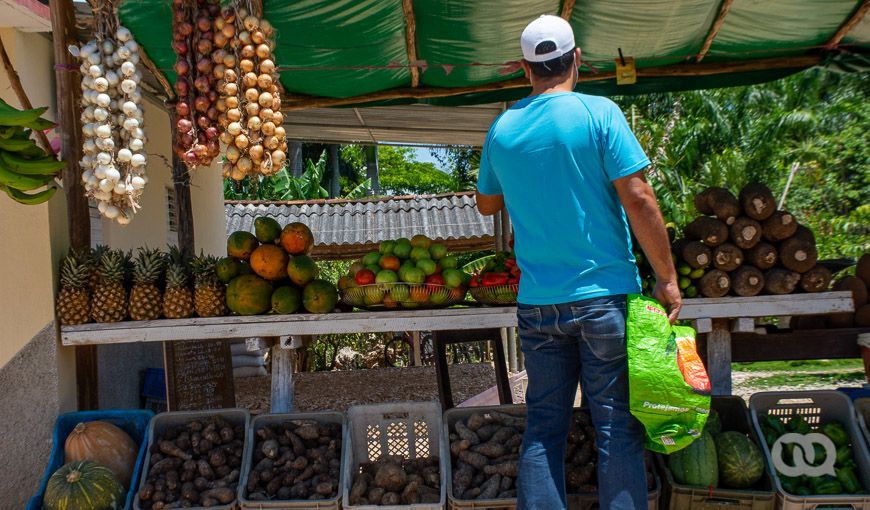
[675, 332, 711, 395]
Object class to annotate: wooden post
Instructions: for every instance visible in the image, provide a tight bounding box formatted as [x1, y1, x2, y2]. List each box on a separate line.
[289, 141, 304, 178]
[411, 331, 422, 366]
[365, 145, 380, 195]
[168, 108, 195, 254]
[271, 341, 294, 412]
[707, 318, 732, 395]
[51, 0, 96, 410]
[328, 144, 340, 198]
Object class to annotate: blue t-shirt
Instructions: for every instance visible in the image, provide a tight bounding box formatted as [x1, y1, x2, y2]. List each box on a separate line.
[477, 91, 649, 305]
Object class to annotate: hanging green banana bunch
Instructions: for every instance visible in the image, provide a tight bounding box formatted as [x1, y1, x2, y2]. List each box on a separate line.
[0, 98, 61, 205]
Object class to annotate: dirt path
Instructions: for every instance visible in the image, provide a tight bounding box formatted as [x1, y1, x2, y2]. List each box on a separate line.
[235, 363, 497, 414]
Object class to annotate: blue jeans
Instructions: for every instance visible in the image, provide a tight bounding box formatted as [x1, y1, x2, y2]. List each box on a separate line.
[516, 295, 647, 510]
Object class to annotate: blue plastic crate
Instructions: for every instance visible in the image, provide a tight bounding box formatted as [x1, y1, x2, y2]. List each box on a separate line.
[26, 409, 154, 510]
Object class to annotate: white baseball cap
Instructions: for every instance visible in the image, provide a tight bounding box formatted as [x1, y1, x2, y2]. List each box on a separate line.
[520, 15, 576, 62]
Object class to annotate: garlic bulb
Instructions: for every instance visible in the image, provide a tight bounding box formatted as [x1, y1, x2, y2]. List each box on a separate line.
[72, 22, 147, 224]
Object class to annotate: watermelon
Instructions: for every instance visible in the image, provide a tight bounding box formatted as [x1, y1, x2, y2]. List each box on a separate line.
[706, 410, 722, 436]
[43, 460, 124, 510]
[716, 431, 764, 489]
[667, 431, 718, 487]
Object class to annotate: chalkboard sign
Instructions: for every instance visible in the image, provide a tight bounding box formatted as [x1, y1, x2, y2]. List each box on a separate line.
[164, 339, 235, 411]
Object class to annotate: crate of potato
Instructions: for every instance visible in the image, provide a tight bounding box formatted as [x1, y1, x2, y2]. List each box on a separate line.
[134, 409, 251, 510]
[443, 405, 660, 510]
[239, 412, 345, 509]
[343, 402, 445, 509]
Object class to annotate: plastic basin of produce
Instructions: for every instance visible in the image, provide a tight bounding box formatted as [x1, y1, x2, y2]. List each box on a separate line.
[26, 409, 154, 510]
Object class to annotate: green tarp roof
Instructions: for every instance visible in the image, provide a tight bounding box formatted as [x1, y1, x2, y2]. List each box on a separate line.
[118, 0, 869, 108]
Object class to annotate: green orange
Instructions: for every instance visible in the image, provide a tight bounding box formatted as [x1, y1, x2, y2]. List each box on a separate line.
[271, 286, 302, 314]
[302, 279, 339, 313]
[227, 231, 259, 260]
[226, 274, 273, 315]
[286, 255, 318, 287]
[254, 217, 282, 243]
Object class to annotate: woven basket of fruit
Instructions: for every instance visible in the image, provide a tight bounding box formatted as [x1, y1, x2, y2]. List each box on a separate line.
[341, 283, 467, 311]
[470, 283, 519, 306]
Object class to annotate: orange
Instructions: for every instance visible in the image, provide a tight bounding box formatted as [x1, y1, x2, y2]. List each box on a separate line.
[249, 244, 290, 281]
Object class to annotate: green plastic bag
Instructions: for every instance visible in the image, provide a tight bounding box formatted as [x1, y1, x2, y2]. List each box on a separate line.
[627, 294, 711, 454]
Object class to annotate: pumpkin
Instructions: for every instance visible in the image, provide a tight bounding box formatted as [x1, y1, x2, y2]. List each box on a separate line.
[44, 460, 124, 510]
[64, 421, 137, 488]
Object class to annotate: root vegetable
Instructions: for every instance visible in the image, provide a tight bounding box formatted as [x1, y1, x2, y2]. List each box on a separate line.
[685, 216, 728, 246]
[694, 187, 717, 215]
[201, 487, 234, 504]
[459, 450, 489, 470]
[793, 224, 816, 244]
[483, 461, 519, 477]
[479, 474, 502, 499]
[382, 492, 401, 505]
[367, 486, 385, 504]
[731, 266, 764, 297]
[713, 243, 743, 272]
[472, 442, 507, 459]
[764, 268, 801, 295]
[747, 242, 778, 270]
[490, 411, 525, 429]
[834, 276, 869, 307]
[699, 269, 731, 298]
[682, 241, 712, 269]
[455, 421, 480, 445]
[779, 237, 818, 274]
[451, 439, 471, 456]
[730, 217, 762, 249]
[705, 188, 740, 225]
[762, 211, 798, 242]
[160, 440, 192, 460]
[856, 304, 870, 327]
[739, 183, 776, 221]
[374, 462, 407, 492]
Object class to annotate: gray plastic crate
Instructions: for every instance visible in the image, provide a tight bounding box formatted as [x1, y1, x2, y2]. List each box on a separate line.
[238, 412, 345, 510]
[749, 390, 870, 510]
[855, 397, 870, 448]
[442, 405, 660, 510]
[134, 409, 251, 510]
[343, 402, 446, 510]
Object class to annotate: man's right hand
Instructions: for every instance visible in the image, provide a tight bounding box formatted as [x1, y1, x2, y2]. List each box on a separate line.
[653, 278, 682, 324]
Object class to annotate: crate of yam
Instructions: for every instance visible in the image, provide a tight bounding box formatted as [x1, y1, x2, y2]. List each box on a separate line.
[238, 412, 345, 509]
[750, 390, 870, 507]
[443, 405, 659, 510]
[658, 183, 835, 299]
[659, 396, 774, 510]
[344, 402, 445, 509]
[30, 409, 154, 510]
[134, 409, 251, 510]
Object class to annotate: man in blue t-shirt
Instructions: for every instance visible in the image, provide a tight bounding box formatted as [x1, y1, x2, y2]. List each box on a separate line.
[476, 15, 681, 510]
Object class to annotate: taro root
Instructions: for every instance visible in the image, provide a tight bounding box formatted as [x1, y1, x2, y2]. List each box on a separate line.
[730, 217, 762, 249]
[699, 269, 731, 298]
[731, 266, 764, 297]
[739, 183, 776, 221]
[747, 242, 778, 270]
[705, 188, 741, 225]
[245, 419, 342, 502]
[349, 456, 441, 506]
[763, 268, 801, 295]
[762, 211, 798, 242]
[682, 241, 712, 269]
[685, 216, 728, 247]
[779, 237, 818, 274]
[712, 243, 744, 272]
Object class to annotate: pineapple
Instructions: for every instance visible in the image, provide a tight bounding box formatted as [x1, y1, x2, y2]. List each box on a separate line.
[87, 245, 108, 292]
[163, 247, 194, 319]
[56, 253, 91, 325]
[192, 254, 228, 317]
[129, 247, 166, 321]
[90, 249, 129, 323]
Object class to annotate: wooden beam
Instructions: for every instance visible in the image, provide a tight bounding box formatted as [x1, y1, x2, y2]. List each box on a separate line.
[560, 0, 576, 20]
[138, 47, 174, 101]
[51, 0, 95, 411]
[826, 0, 870, 48]
[248, 0, 264, 18]
[0, 34, 55, 155]
[281, 55, 821, 111]
[401, 0, 420, 87]
[696, 0, 734, 63]
[168, 109, 195, 256]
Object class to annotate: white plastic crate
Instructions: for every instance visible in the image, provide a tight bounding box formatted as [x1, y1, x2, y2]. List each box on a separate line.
[749, 390, 870, 510]
[342, 402, 446, 510]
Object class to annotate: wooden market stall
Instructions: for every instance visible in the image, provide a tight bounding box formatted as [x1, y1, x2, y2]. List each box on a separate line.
[46, 0, 870, 412]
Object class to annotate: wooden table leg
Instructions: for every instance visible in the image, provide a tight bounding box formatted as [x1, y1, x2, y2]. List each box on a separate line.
[271, 344, 294, 412]
[492, 335, 513, 404]
[432, 333, 453, 411]
[707, 318, 732, 395]
[411, 331, 422, 366]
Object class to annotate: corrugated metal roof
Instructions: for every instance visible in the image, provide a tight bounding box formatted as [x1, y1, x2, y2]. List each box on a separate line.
[225, 192, 495, 258]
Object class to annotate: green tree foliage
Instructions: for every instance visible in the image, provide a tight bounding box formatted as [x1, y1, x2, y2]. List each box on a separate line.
[224, 150, 371, 201]
[617, 68, 869, 258]
[374, 146, 453, 195]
